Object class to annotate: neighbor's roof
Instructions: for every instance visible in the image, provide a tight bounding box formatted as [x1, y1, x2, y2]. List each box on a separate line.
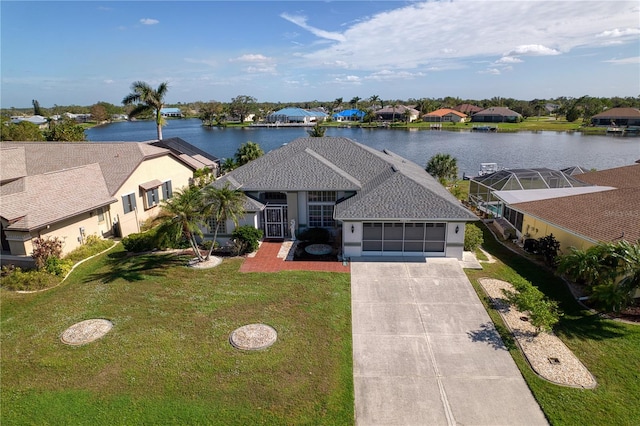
[215, 137, 476, 221]
[510, 188, 640, 244]
[423, 108, 467, 118]
[591, 107, 640, 119]
[148, 137, 219, 168]
[376, 105, 420, 115]
[453, 104, 483, 114]
[474, 107, 522, 117]
[269, 107, 328, 117]
[333, 109, 365, 118]
[1, 163, 117, 231]
[494, 186, 616, 205]
[574, 163, 640, 189]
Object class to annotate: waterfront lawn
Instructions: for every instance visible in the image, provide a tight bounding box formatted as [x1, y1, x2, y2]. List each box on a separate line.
[465, 224, 640, 425]
[0, 245, 353, 425]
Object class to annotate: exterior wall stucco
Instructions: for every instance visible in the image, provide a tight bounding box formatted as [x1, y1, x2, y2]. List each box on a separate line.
[521, 214, 595, 253]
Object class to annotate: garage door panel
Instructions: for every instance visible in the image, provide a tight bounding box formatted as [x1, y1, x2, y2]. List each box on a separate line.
[362, 222, 446, 255]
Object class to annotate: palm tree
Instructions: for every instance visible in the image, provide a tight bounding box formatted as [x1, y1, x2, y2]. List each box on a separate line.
[202, 183, 246, 260]
[153, 186, 206, 262]
[307, 122, 326, 137]
[332, 98, 343, 113]
[221, 158, 237, 174]
[425, 153, 459, 185]
[613, 240, 640, 293]
[349, 96, 361, 110]
[234, 141, 264, 166]
[122, 81, 169, 140]
[369, 95, 380, 110]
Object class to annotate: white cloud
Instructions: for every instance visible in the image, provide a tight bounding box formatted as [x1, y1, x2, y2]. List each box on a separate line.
[496, 56, 523, 64]
[184, 57, 218, 67]
[479, 68, 502, 75]
[596, 28, 640, 38]
[231, 54, 271, 62]
[280, 13, 346, 42]
[504, 45, 561, 57]
[104, 79, 114, 84]
[604, 56, 640, 65]
[140, 18, 159, 25]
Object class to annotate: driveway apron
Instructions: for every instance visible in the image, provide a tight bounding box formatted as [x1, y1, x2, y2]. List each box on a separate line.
[351, 259, 548, 425]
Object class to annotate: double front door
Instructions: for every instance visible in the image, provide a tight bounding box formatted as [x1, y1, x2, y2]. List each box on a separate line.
[264, 205, 288, 239]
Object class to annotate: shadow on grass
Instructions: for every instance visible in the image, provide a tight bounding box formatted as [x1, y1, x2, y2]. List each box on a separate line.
[467, 321, 514, 351]
[85, 251, 189, 283]
[558, 313, 628, 341]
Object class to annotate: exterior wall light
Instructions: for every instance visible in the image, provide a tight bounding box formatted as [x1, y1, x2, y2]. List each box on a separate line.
[351, 224, 355, 233]
[455, 225, 460, 234]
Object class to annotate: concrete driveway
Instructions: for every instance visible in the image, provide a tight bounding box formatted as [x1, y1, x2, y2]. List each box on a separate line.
[351, 259, 548, 425]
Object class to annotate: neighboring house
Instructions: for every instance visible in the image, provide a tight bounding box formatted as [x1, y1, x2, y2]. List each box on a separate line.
[0, 141, 202, 265]
[265, 107, 328, 124]
[495, 163, 640, 252]
[160, 108, 183, 118]
[471, 107, 522, 123]
[10, 115, 49, 129]
[148, 137, 221, 177]
[453, 104, 483, 116]
[375, 105, 420, 122]
[591, 107, 640, 127]
[211, 137, 477, 259]
[332, 109, 365, 122]
[422, 108, 468, 123]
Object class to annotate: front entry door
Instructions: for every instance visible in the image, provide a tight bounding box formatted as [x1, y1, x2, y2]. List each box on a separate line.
[264, 206, 285, 239]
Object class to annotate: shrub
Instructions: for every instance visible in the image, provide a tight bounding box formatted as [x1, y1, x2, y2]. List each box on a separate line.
[122, 232, 157, 253]
[64, 236, 115, 264]
[503, 280, 561, 333]
[590, 282, 632, 313]
[0, 266, 59, 291]
[464, 223, 483, 251]
[44, 256, 73, 277]
[31, 236, 64, 269]
[232, 225, 263, 254]
[297, 227, 330, 244]
[537, 234, 561, 266]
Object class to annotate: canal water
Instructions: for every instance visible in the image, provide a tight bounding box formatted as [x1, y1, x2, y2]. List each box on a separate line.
[86, 118, 640, 177]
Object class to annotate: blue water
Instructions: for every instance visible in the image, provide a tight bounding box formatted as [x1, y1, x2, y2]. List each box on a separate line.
[86, 119, 640, 177]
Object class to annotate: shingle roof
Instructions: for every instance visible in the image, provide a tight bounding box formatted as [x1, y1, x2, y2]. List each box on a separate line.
[474, 107, 522, 117]
[423, 108, 467, 118]
[0, 146, 27, 182]
[215, 137, 476, 221]
[575, 163, 640, 189]
[1, 142, 168, 195]
[511, 188, 640, 244]
[453, 104, 483, 114]
[149, 137, 220, 164]
[1, 163, 116, 231]
[591, 107, 640, 119]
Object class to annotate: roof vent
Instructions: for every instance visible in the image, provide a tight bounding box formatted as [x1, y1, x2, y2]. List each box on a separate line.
[391, 165, 399, 173]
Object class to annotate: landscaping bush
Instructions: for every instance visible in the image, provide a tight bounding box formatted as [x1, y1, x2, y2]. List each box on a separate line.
[232, 225, 263, 254]
[0, 266, 59, 291]
[464, 223, 484, 251]
[537, 234, 561, 266]
[297, 227, 330, 244]
[503, 279, 561, 333]
[31, 236, 64, 269]
[44, 256, 73, 277]
[64, 235, 115, 264]
[121, 232, 157, 253]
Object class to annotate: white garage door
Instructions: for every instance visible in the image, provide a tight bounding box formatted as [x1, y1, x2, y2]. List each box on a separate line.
[362, 222, 446, 255]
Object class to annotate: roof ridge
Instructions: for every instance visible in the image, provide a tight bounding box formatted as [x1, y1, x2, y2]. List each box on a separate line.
[304, 147, 362, 188]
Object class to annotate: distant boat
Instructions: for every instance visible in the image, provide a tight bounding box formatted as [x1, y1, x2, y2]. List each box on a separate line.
[463, 162, 500, 180]
[472, 125, 498, 132]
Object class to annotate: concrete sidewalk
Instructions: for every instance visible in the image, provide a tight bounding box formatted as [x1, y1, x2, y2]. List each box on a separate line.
[351, 259, 548, 425]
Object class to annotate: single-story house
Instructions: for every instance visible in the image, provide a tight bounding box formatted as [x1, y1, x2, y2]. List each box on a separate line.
[211, 137, 477, 259]
[265, 107, 328, 124]
[453, 104, 483, 115]
[375, 105, 420, 122]
[591, 107, 640, 127]
[160, 108, 183, 118]
[471, 107, 522, 123]
[0, 141, 204, 265]
[422, 108, 468, 123]
[332, 109, 365, 122]
[495, 163, 640, 252]
[10, 115, 49, 128]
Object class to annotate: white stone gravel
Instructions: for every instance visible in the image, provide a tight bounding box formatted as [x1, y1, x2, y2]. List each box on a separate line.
[479, 278, 597, 389]
[60, 319, 113, 346]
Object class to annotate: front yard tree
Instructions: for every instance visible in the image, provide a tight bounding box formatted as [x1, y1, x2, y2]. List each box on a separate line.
[45, 118, 86, 141]
[122, 81, 169, 140]
[307, 122, 326, 137]
[90, 103, 109, 123]
[229, 95, 257, 123]
[234, 141, 264, 166]
[202, 183, 246, 260]
[426, 153, 459, 185]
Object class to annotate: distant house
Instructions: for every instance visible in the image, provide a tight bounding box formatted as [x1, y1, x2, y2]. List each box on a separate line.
[10, 115, 48, 129]
[471, 107, 522, 123]
[453, 104, 483, 116]
[591, 107, 640, 127]
[266, 107, 328, 124]
[422, 108, 468, 123]
[211, 137, 477, 260]
[160, 108, 183, 118]
[332, 109, 365, 122]
[375, 105, 420, 122]
[0, 141, 206, 266]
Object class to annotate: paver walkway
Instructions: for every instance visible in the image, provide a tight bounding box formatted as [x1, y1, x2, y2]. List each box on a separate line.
[351, 259, 548, 425]
[239, 241, 350, 273]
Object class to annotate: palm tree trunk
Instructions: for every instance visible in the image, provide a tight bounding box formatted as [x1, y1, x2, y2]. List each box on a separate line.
[205, 222, 221, 260]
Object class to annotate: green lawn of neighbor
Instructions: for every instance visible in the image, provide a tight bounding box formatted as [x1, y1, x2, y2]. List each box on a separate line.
[1, 246, 353, 425]
[465, 224, 640, 425]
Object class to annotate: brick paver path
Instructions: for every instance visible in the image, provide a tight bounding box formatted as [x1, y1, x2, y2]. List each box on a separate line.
[240, 241, 350, 273]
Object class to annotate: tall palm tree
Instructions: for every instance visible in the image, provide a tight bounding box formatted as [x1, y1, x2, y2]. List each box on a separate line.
[153, 186, 206, 262]
[122, 81, 169, 140]
[332, 98, 343, 113]
[307, 122, 326, 137]
[349, 96, 361, 110]
[202, 183, 246, 260]
[425, 153, 459, 185]
[234, 141, 264, 166]
[369, 95, 380, 110]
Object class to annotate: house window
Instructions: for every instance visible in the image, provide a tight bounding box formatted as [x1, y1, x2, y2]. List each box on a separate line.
[208, 217, 227, 234]
[122, 193, 137, 214]
[162, 180, 173, 199]
[145, 187, 160, 210]
[97, 207, 105, 222]
[308, 191, 336, 227]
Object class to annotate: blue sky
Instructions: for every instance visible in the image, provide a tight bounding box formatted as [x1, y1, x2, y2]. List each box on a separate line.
[2, 1, 639, 108]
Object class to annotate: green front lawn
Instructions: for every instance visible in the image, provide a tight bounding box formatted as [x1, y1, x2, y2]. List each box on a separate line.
[465, 224, 640, 425]
[1, 246, 353, 425]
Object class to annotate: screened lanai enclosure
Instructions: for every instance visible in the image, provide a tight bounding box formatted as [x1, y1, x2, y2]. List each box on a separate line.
[468, 168, 590, 215]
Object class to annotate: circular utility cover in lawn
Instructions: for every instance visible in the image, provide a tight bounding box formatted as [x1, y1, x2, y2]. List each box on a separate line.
[229, 324, 277, 350]
[304, 244, 332, 256]
[60, 319, 113, 346]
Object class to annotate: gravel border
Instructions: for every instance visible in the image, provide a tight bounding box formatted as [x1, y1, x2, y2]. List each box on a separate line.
[479, 278, 597, 389]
